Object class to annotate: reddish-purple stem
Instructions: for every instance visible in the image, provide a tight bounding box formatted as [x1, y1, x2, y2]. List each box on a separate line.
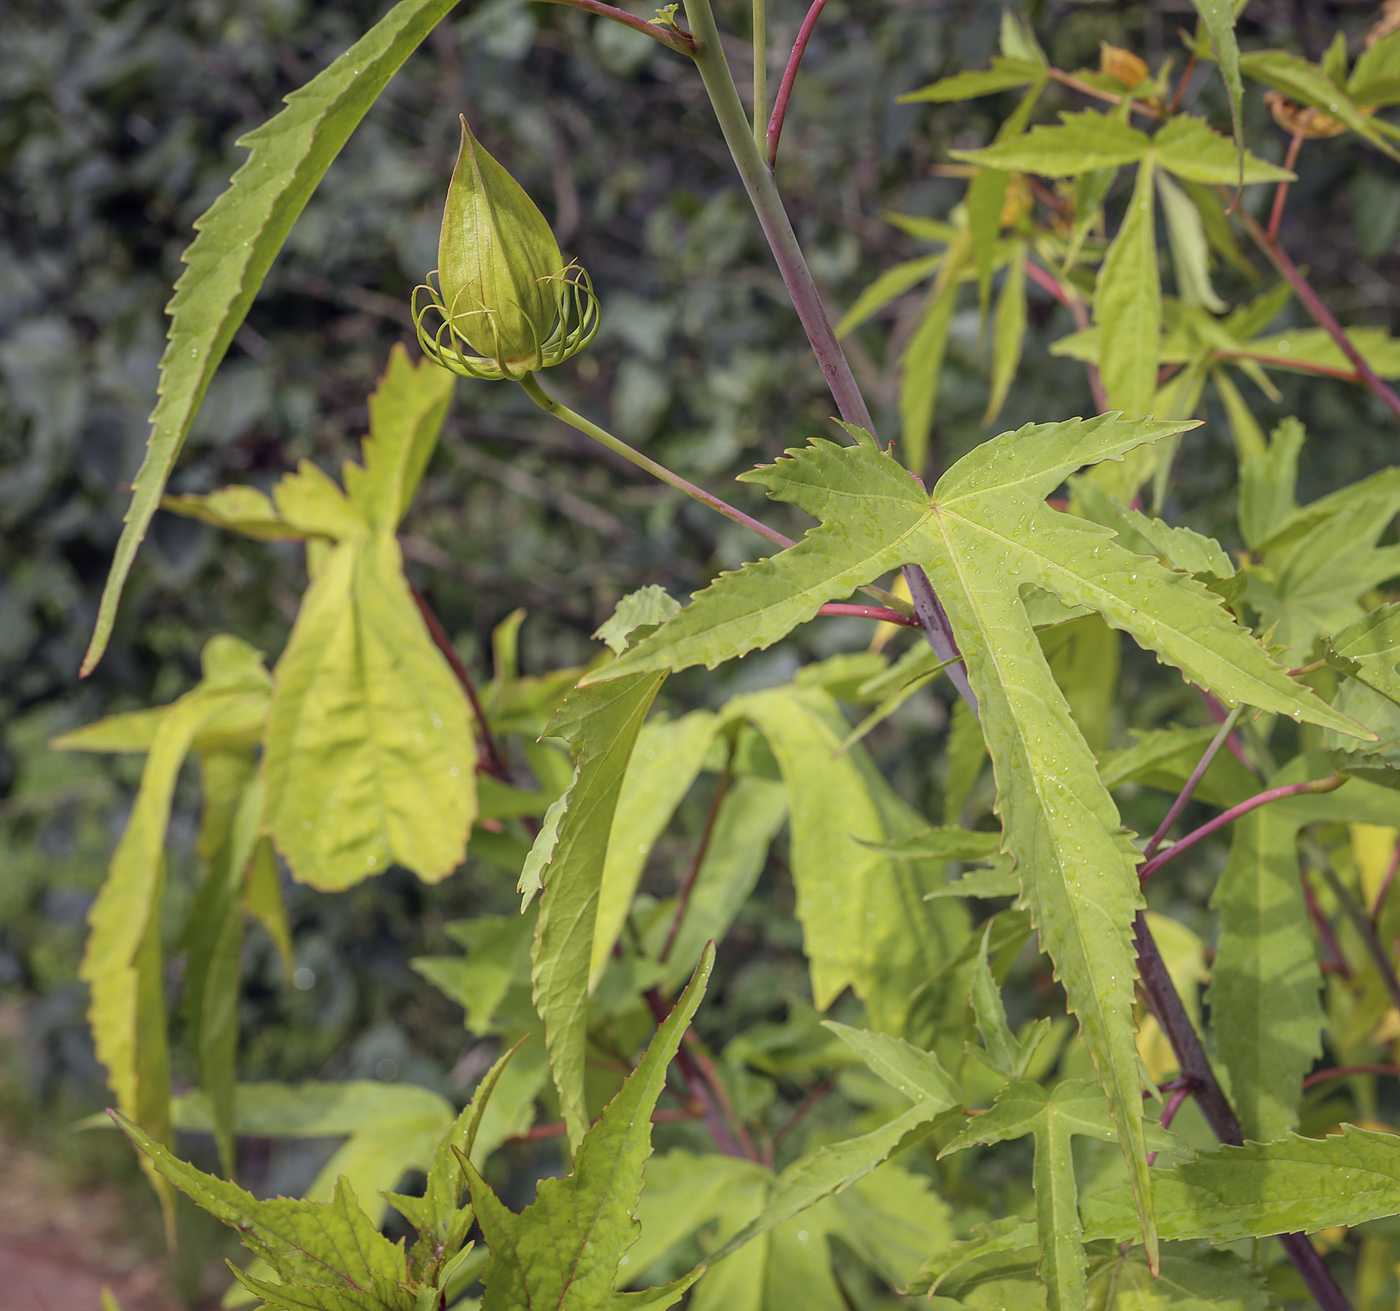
[539, 0, 696, 54]
[507, 1105, 702, 1142]
[410, 583, 511, 783]
[1304, 1064, 1400, 1090]
[1025, 260, 1108, 413]
[1238, 205, 1400, 424]
[1373, 838, 1400, 923]
[817, 603, 920, 627]
[659, 751, 734, 963]
[1142, 709, 1240, 862]
[1266, 118, 1311, 245]
[1198, 690, 1254, 770]
[1147, 1082, 1195, 1166]
[1302, 867, 1352, 981]
[1134, 918, 1353, 1309]
[643, 985, 753, 1160]
[773, 1076, 833, 1148]
[1138, 775, 1346, 885]
[765, 0, 829, 170]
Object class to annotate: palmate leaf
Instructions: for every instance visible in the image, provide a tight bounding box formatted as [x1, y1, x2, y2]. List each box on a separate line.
[939, 1080, 1126, 1311]
[465, 947, 714, 1311]
[82, 0, 461, 674]
[587, 417, 1366, 1258]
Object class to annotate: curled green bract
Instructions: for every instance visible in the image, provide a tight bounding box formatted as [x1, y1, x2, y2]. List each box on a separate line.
[414, 115, 599, 380]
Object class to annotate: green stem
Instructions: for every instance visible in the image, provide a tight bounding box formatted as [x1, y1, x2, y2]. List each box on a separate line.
[518, 373, 914, 617]
[683, 0, 873, 434]
[752, 0, 767, 150]
[518, 373, 794, 549]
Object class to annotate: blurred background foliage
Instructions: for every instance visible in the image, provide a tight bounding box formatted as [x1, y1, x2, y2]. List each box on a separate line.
[3, 0, 1399, 1296]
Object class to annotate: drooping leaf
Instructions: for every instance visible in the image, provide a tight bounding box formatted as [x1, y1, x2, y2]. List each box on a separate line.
[900, 229, 970, 474]
[591, 711, 718, 989]
[71, 635, 271, 1222]
[465, 947, 714, 1311]
[967, 925, 1052, 1080]
[1082, 1125, 1400, 1242]
[1242, 325, 1400, 380]
[118, 1114, 415, 1311]
[588, 419, 1365, 1258]
[1158, 171, 1227, 314]
[530, 673, 667, 1151]
[1096, 158, 1160, 416]
[1207, 793, 1322, 1143]
[263, 532, 478, 890]
[724, 684, 969, 1036]
[181, 758, 263, 1175]
[985, 240, 1028, 424]
[652, 774, 788, 990]
[1326, 602, 1400, 705]
[82, 0, 461, 674]
[834, 255, 943, 338]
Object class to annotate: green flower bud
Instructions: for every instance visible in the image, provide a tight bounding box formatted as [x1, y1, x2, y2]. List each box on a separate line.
[414, 116, 598, 380]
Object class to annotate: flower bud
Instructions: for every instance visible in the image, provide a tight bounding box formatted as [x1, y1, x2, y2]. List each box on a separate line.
[414, 116, 598, 380]
[1099, 42, 1149, 91]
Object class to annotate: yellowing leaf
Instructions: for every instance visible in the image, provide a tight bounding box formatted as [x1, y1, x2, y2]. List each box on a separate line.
[264, 532, 477, 890]
[1096, 158, 1160, 417]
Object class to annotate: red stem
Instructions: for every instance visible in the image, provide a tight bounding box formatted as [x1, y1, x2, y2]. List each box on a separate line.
[1237, 204, 1400, 423]
[1215, 351, 1359, 383]
[1303, 1064, 1400, 1090]
[1138, 774, 1345, 885]
[1266, 119, 1310, 245]
[1301, 867, 1352, 981]
[1372, 838, 1400, 923]
[773, 1076, 833, 1148]
[643, 986, 752, 1159]
[1134, 919, 1353, 1309]
[537, 0, 696, 54]
[1146, 1082, 1195, 1166]
[1198, 690, 1254, 770]
[1142, 709, 1240, 863]
[816, 603, 920, 627]
[1168, 51, 1197, 115]
[659, 750, 735, 963]
[765, 0, 829, 170]
[410, 583, 511, 783]
[1025, 260, 1108, 413]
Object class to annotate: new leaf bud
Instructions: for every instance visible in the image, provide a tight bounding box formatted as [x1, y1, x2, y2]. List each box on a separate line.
[414, 116, 598, 380]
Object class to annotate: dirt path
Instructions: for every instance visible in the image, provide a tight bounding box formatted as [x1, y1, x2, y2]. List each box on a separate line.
[0, 1138, 177, 1311]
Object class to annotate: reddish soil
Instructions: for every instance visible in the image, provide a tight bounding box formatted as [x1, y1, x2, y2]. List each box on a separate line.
[0, 1138, 177, 1311]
